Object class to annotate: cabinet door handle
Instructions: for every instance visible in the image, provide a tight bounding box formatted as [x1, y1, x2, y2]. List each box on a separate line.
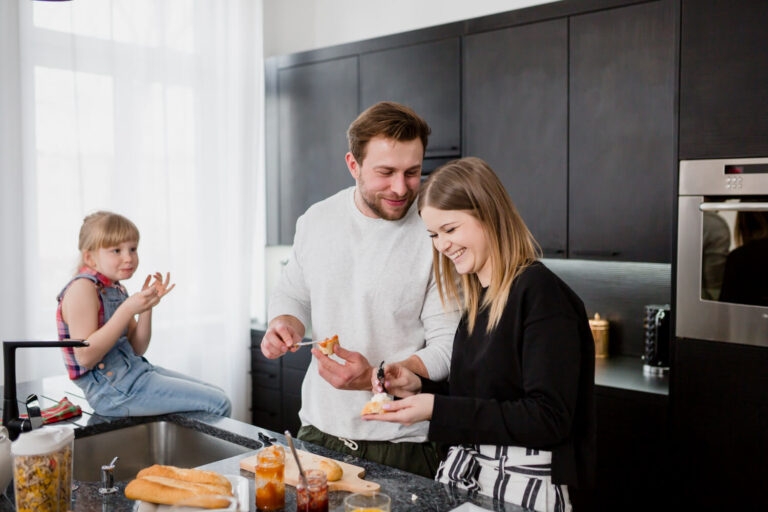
[571, 249, 621, 258]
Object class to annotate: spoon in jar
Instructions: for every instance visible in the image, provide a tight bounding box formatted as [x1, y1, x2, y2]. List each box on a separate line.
[284, 430, 308, 488]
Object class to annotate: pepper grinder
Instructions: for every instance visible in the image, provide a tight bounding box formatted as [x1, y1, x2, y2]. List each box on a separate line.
[589, 313, 609, 358]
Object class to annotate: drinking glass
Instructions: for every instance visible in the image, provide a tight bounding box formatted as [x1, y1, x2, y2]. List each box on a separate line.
[343, 492, 391, 512]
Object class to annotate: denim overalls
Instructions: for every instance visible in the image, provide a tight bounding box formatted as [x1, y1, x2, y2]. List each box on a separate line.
[58, 272, 231, 417]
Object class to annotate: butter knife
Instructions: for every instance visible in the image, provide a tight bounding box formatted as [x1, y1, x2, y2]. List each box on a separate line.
[292, 339, 325, 347]
[377, 360, 386, 392]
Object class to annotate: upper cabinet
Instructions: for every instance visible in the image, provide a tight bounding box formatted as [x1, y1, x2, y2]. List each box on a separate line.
[359, 38, 461, 158]
[463, 20, 568, 257]
[273, 57, 359, 245]
[679, 0, 768, 159]
[569, 0, 676, 263]
[266, 0, 679, 262]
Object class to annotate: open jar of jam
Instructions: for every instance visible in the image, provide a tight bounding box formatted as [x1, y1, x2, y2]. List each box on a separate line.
[296, 469, 328, 512]
[255, 445, 285, 511]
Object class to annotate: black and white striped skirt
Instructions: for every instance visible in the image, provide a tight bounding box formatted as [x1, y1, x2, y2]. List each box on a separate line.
[435, 444, 571, 512]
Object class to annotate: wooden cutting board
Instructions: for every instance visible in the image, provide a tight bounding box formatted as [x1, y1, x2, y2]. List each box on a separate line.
[240, 447, 380, 493]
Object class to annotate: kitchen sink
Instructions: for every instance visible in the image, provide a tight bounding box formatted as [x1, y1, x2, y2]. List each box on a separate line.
[73, 421, 253, 482]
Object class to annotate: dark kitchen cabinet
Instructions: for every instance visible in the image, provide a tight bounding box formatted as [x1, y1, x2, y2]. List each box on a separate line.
[463, 20, 568, 257]
[679, 0, 768, 159]
[273, 57, 359, 245]
[569, 0, 676, 263]
[360, 38, 461, 159]
[250, 329, 311, 434]
[671, 338, 768, 508]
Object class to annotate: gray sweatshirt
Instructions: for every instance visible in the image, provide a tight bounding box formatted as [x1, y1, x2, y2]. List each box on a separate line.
[268, 187, 458, 442]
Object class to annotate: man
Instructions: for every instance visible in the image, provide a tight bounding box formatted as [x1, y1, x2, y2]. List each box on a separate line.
[261, 101, 458, 478]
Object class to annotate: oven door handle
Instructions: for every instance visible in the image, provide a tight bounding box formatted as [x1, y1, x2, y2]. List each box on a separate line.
[699, 202, 768, 212]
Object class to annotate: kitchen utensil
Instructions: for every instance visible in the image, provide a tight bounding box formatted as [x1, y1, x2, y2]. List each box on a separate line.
[588, 313, 609, 358]
[376, 361, 386, 392]
[291, 339, 325, 348]
[642, 304, 671, 376]
[284, 431, 307, 487]
[240, 448, 380, 493]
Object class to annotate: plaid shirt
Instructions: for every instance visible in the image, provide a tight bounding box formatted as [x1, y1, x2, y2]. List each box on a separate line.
[56, 267, 127, 379]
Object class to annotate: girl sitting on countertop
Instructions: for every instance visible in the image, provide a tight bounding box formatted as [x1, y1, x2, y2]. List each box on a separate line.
[56, 211, 231, 417]
[363, 158, 595, 512]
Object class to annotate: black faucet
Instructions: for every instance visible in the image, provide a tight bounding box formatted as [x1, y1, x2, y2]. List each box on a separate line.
[3, 340, 88, 440]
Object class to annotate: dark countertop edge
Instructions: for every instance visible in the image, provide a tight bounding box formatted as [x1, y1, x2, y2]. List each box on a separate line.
[595, 355, 669, 397]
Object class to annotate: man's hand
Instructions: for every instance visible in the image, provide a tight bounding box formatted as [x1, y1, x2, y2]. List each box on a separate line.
[362, 393, 435, 426]
[312, 345, 373, 391]
[370, 362, 422, 397]
[261, 317, 303, 359]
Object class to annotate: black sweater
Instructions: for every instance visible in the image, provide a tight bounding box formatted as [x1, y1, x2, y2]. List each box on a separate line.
[424, 262, 596, 488]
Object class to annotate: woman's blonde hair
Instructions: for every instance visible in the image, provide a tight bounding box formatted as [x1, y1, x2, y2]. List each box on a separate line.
[418, 157, 541, 334]
[77, 211, 139, 270]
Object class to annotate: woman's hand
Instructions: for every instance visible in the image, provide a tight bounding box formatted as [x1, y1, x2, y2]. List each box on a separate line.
[371, 362, 422, 397]
[362, 394, 434, 426]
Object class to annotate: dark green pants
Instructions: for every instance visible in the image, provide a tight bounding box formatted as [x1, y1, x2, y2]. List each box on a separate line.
[297, 424, 440, 479]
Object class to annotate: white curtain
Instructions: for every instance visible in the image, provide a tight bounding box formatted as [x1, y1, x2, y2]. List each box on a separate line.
[0, 0, 265, 422]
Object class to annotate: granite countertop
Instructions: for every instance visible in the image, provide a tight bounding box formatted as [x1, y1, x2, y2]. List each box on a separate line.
[2, 376, 517, 512]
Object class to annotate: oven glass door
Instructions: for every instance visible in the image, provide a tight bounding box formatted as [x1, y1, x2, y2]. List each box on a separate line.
[700, 196, 768, 307]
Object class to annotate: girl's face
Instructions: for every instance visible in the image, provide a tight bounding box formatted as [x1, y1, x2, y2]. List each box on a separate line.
[421, 206, 492, 287]
[84, 240, 139, 282]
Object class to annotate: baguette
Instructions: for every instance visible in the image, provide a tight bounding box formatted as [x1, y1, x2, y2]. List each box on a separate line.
[136, 464, 232, 492]
[318, 335, 339, 356]
[124, 475, 233, 508]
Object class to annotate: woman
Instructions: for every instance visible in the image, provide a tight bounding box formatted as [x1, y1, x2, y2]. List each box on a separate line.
[363, 157, 595, 511]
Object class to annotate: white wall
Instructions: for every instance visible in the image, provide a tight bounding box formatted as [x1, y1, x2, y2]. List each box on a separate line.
[263, 0, 561, 57]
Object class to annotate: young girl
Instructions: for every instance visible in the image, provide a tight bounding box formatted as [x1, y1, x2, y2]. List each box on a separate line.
[364, 158, 596, 511]
[56, 211, 231, 417]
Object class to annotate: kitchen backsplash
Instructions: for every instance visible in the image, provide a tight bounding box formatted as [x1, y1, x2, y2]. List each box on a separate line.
[542, 258, 672, 357]
[262, 247, 670, 357]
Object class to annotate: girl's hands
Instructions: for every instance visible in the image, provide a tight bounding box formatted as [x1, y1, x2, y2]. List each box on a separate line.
[362, 393, 435, 426]
[370, 362, 422, 397]
[143, 272, 175, 298]
[126, 272, 175, 315]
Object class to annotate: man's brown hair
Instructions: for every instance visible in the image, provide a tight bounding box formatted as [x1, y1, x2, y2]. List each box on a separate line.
[347, 101, 431, 164]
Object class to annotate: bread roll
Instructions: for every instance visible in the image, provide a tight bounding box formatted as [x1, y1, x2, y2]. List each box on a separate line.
[318, 335, 339, 356]
[136, 464, 232, 492]
[124, 475, 232, 508]
[315, 459, 343, 482]
[360, 393, 392, 415]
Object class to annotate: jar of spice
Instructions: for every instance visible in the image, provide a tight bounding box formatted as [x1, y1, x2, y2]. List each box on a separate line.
[11, 425, 74, 512]
[296, 469, 328, 512]
[589, 313, 609, 358]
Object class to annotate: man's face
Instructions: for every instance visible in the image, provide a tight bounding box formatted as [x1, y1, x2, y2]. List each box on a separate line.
[346, 135, 423, 220]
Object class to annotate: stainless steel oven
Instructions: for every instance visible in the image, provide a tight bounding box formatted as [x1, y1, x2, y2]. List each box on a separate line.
[677, 158, 768, 347]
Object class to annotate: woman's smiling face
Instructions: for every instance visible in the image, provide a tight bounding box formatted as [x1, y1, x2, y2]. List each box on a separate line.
[420, 206, 492, 287]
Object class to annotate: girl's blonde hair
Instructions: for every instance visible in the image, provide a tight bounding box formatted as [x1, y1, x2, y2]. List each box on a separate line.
[418, 157, 541, 334]
[77, 211, 140, 270]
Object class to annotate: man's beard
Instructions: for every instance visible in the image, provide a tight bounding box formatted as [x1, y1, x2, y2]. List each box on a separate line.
[360, 188, 415, 221]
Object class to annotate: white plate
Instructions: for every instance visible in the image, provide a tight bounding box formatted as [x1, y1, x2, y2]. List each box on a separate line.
[134, 474, 249, 512]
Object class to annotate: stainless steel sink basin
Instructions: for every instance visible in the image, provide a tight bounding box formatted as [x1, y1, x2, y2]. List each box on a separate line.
[73, 421, 253, 482]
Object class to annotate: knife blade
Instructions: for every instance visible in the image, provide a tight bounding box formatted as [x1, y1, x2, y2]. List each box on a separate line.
[291, 339, 325, 347]
[377, 360, 386, 392]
